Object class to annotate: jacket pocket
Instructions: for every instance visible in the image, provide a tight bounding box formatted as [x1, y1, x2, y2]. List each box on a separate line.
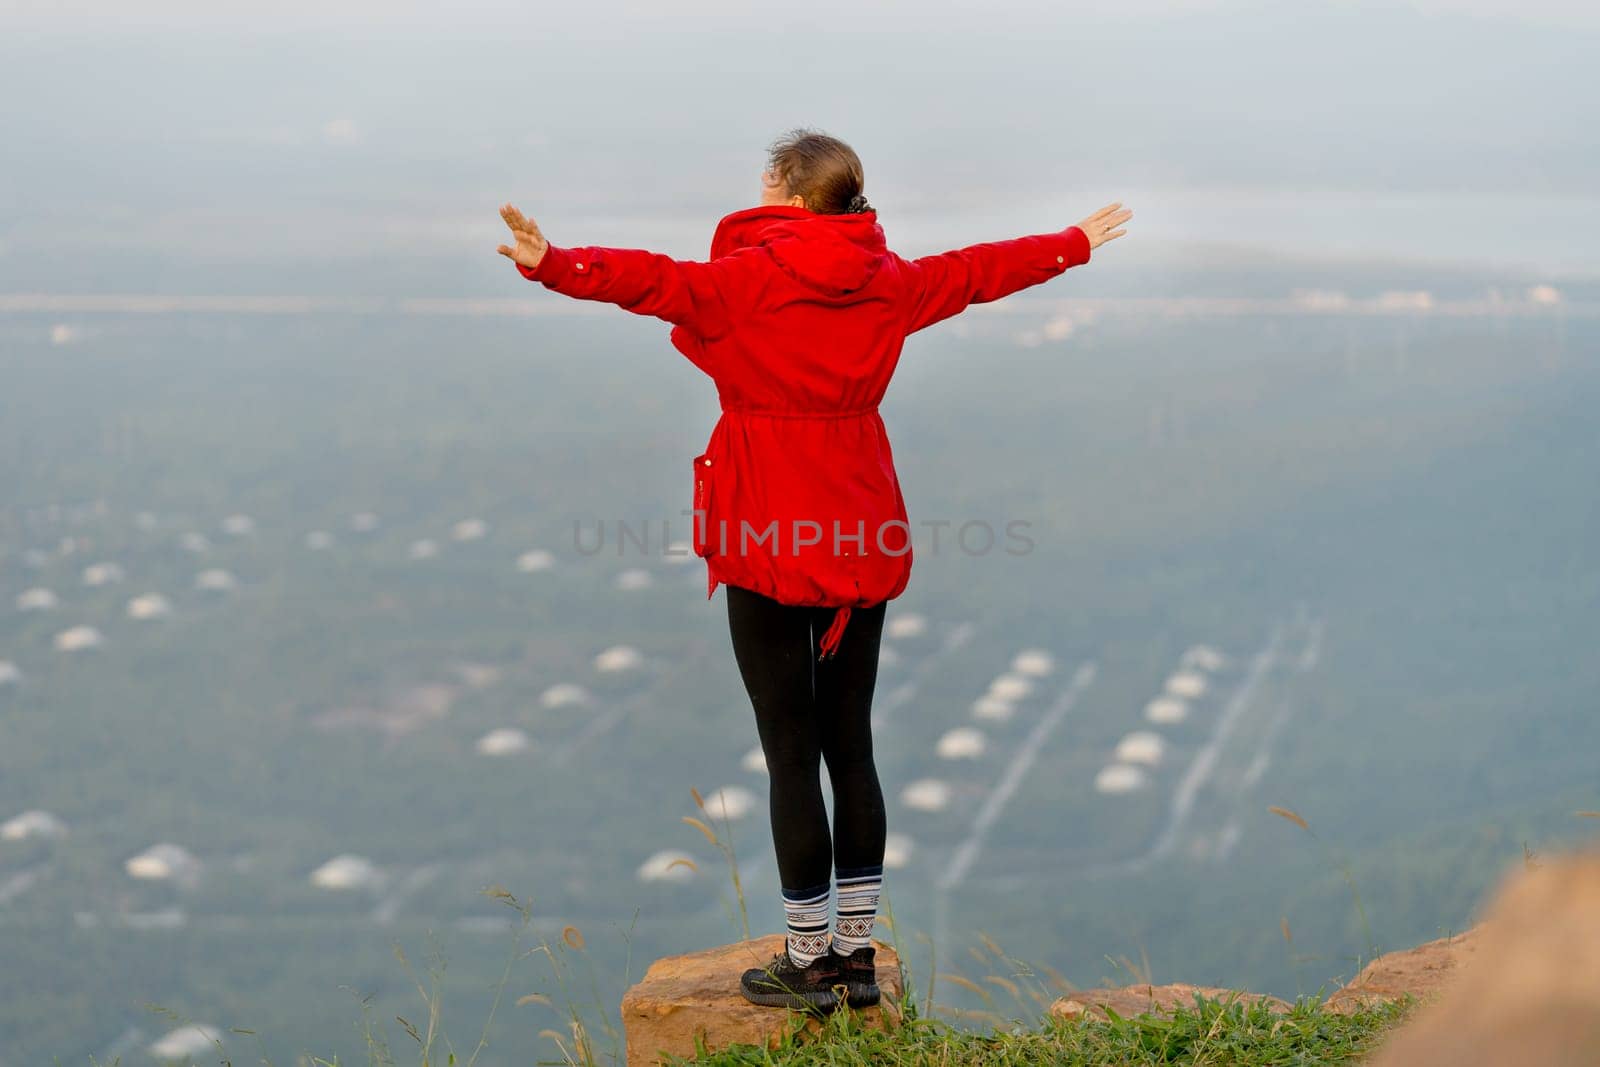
[692, 452, 715, 557]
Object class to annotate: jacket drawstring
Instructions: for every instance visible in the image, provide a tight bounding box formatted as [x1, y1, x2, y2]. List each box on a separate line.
[817, 606, 852, 661]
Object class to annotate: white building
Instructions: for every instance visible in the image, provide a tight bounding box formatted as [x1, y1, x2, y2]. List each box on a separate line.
[16, 587, 58, 611]
[971, 695, 1014, 722]
[1094, 764, 1148, 794]
[936, 727, 987, 760]
[1043, 314, 1076, 341]
[1145, 696, 1189, 724]
[126, 842, 201, 883]
[701, 785, 757, 821]
[1011, 649, 1056, 677]
[126, 593, 173, 621]
[901, 779, 952, 812]
[885, 613, 927, 640]
[310, 853, 384, 891]
[1163, 670, 1208, 699]
[1, 809, 68, 841]
[475, 727, 531, 756]
[194, 568, 237, 592]
[451, 518, 488, 541]
[636, 849, 697, 884]
[1180, 644, 1227, 672]
[516, 548, 555, 572]
[593, 645, 643, 673]
[882, 832, 915, 870]
[1114, 731, 1166, 767]
[987, 673, 1033, 702]
[1377, 289, 1434, 311]
[540, 683, 592, 709]
[53, 625, 104, 652]
[740, 745, 767, 774]
[613, 568, 653, 591]
[82, 561, 125, 586]
[148, 1024, 224, 1061]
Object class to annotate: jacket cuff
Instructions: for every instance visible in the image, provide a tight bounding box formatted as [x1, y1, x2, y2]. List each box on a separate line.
[515, 244, 570, 286]
[1059, 225, 1091, 268]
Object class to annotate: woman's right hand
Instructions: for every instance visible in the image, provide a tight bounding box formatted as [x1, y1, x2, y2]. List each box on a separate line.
[1076, 202, 1133, 250]
[498, 202, 549, 270]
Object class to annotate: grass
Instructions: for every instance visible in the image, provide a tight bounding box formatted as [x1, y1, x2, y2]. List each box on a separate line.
[1267, 805, 1378, 966]
[669, 992, 1413, 1066]
[98, 792, 1421, 1066]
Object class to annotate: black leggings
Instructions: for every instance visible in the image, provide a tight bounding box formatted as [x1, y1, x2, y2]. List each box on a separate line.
[725, 584, 888, 892]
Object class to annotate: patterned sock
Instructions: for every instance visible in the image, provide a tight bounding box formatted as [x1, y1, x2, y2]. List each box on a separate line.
[780, 881, 832, 966]
[833, 863, 884, 954]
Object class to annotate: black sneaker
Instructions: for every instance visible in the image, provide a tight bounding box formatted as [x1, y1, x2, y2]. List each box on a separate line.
[828, 944, 880, 1007]
[739, 941, 842, 1011]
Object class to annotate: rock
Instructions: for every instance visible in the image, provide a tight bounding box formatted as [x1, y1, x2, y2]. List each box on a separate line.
[1322, 925, 1482, 1014]
[1050, 982, 1290, 1021]
[1359, 848, 1600, 1067]
[1046, 925, 1481, 1025]
[620, 933, 902, 1066]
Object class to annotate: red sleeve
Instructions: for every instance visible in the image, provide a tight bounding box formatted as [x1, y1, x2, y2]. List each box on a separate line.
[514, 243, 739, 338]
[898, 225, 1092, 335]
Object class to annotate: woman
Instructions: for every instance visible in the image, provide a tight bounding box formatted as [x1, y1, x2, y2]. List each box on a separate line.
[498, 128, 1130, 1012]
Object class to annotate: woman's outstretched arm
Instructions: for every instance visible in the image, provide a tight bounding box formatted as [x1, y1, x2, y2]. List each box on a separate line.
[498, 203, 738, 338]
[899, 201, 1132, 335]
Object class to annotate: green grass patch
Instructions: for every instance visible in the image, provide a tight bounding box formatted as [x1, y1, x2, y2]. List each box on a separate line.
[672, 993, 1415, 1066]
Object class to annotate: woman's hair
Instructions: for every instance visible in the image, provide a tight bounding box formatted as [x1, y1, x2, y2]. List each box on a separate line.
[765, 127, 872, 214]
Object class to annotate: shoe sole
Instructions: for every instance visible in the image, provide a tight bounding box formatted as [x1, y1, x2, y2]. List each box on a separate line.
[739, 988, 840, 1010]
[830, 956, 880, 1008]
[839, 980, 880, 1008]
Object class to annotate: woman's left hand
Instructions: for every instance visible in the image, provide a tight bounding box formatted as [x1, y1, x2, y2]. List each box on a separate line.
[497, 203, 549, 270]
[1075, 202, 1133, 251]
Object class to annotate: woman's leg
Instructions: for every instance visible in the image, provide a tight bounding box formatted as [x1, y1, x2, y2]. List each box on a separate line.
[813, 600, 889, 955]
[725, 584, 832, 965]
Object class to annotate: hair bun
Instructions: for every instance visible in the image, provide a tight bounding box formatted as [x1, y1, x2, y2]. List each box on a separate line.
[845, 193, 872, 214]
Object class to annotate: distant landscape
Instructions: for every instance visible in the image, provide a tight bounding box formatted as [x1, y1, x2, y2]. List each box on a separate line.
[3, 261, 1595, 1062]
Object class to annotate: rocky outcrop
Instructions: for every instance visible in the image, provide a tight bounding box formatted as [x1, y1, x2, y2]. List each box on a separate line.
[1042, 929, 1480, 1024]
[619, 848, 1600, 1065]
[619, 933, 901, 1066]
[1044, 887, 1490, 1025]
[1049, 983, 1290, 1021]
[1322, 925, 1481, 1014]
[1360, 849, 1600, 1067]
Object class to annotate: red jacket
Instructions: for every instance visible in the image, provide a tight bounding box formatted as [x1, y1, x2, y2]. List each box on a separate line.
[516, 204, 1092, 657]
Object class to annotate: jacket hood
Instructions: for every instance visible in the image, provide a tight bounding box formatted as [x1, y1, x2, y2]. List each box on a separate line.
[709, 204, 887, 297]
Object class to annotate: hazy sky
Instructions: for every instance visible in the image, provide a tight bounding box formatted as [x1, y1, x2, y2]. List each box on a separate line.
[6, 0, 1600, 31]
[2, 0, 1596, 288]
